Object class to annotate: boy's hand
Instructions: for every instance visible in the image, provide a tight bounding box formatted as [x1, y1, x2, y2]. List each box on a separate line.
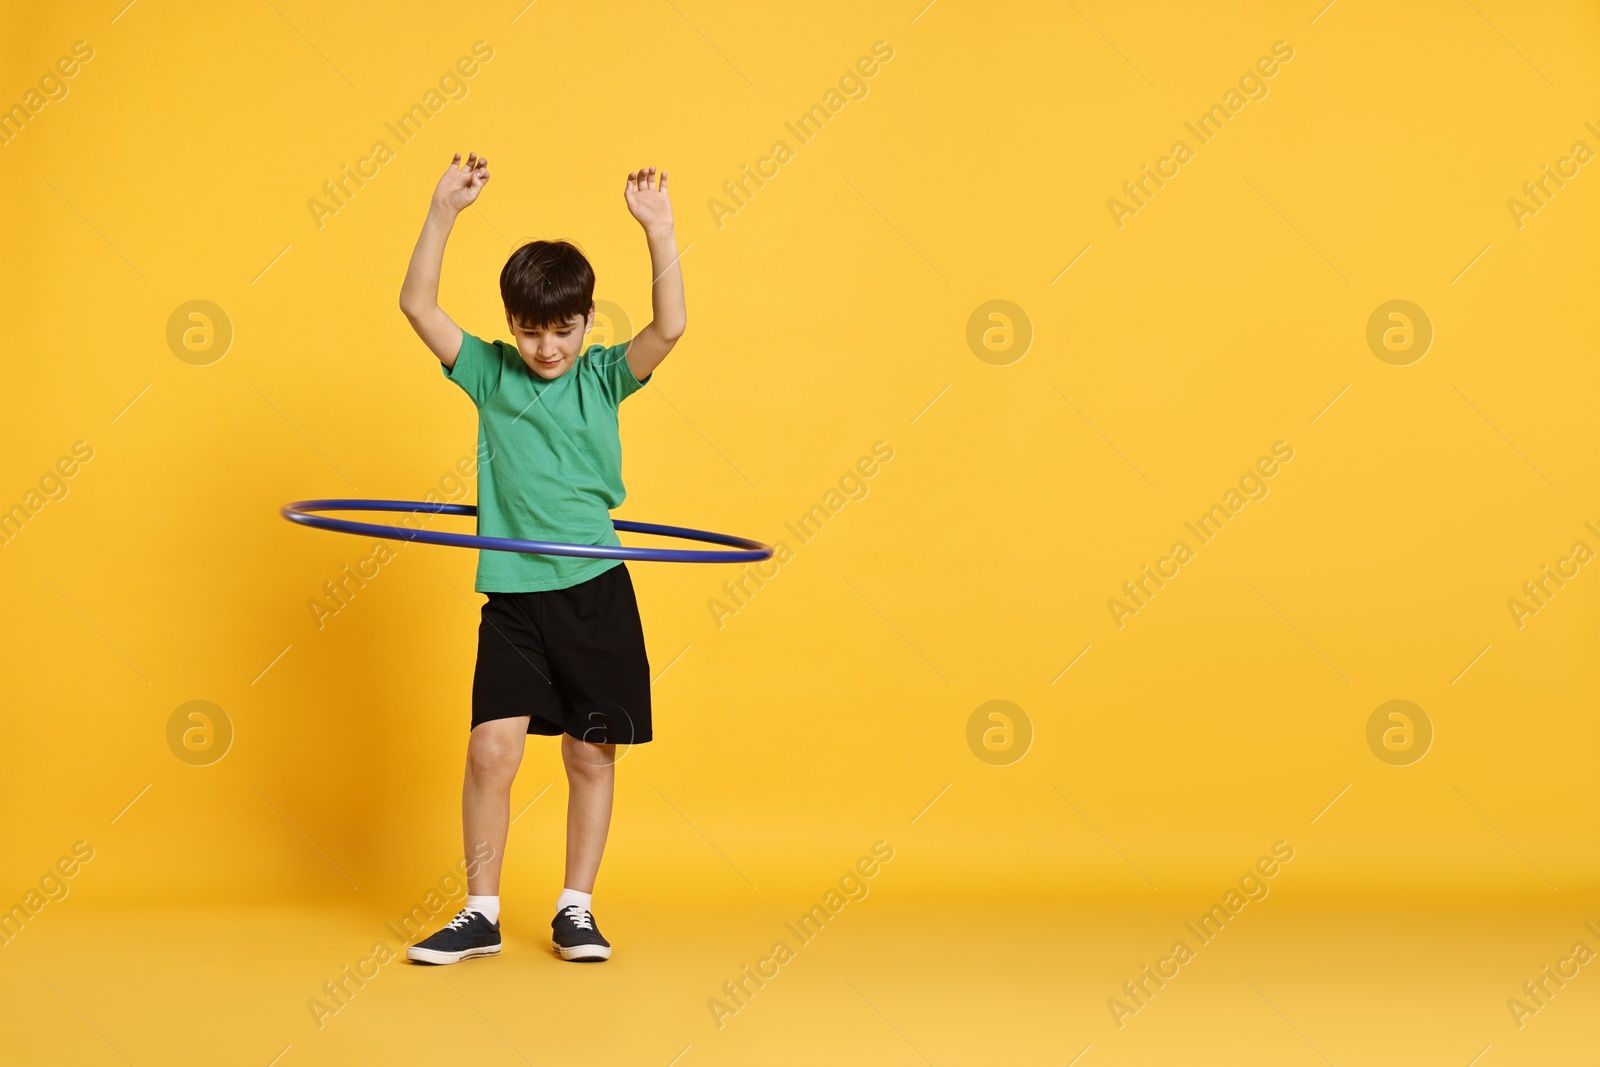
[624, 167, 673, 234]
[620, 165, 685, 383]
[432, 152, 490, 214]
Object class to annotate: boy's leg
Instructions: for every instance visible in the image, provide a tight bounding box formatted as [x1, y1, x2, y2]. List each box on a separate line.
[541, 565, 647, 961]
[549, 732, 617, 961]
[560, 732, 616, 893]
[406, 715, 528, 965]
[464, 715, 533, 894]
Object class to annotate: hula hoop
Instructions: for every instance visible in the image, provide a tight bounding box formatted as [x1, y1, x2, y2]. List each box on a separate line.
[280, 499, 773, 564]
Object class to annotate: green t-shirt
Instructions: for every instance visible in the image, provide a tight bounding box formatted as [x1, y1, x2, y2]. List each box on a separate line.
[442, 329, 651, 592]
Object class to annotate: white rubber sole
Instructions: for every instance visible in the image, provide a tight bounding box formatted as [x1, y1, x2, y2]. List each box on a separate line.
[554, 940, 611, 962]
[406, 943, 502, 965]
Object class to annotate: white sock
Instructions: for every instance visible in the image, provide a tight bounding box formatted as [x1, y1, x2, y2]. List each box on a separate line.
[555, 887, 592, 915]
[466, 894, 500, 924]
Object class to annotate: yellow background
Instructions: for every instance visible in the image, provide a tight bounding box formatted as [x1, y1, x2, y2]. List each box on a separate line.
[2, 0, 1597, 1064]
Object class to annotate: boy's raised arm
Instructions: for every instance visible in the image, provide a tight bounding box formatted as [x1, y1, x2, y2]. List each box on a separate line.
[620, 167, 685, 382]
[400, 152, 489, 370]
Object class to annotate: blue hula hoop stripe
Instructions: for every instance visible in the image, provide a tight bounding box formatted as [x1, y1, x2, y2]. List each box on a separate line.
[280, 499, 773, 564]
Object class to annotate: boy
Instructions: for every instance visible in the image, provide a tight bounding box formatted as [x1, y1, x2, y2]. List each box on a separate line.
[396, 151, 684, 964]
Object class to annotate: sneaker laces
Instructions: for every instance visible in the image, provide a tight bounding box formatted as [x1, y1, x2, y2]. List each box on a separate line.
[444, 908, 479, 931]
[562, 905, 594, 930]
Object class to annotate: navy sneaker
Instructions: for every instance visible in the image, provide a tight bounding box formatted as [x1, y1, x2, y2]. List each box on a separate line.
[551, 905, 611, 961]
[407, 908, 502, 965]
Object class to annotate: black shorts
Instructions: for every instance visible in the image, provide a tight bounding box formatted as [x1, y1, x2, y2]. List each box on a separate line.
[470, 562, 652, 744]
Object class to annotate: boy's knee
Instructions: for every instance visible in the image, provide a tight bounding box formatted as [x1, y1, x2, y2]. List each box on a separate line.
[562, 735, 615, 775]
[467, 727, 523, 781]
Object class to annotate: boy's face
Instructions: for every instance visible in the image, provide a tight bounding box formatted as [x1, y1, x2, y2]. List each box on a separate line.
[507, 306, 593, 380]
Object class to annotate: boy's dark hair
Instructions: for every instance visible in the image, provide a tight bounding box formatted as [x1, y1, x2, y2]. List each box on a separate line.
[499, 240, 594, 330]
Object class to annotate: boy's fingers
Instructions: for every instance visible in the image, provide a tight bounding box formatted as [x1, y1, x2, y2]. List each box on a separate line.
[658, 170, 668, 193]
